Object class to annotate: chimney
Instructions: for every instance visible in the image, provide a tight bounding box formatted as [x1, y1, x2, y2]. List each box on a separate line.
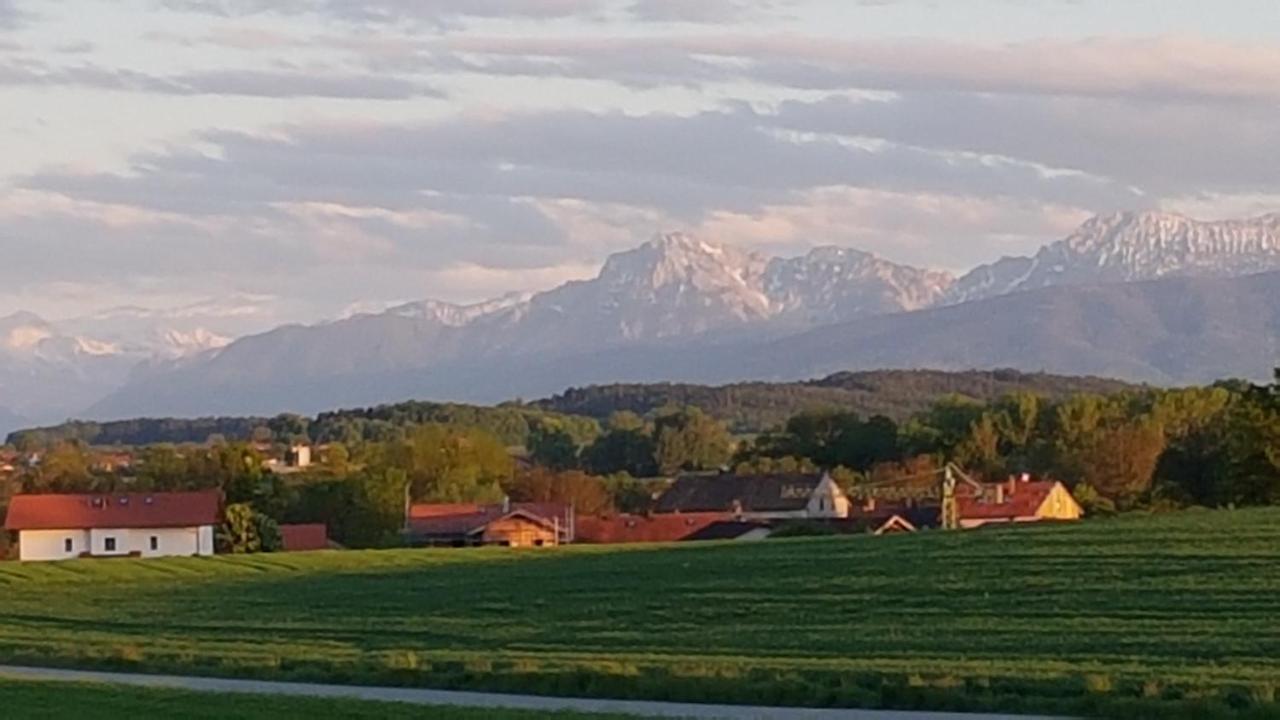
[502, 495, 511, 513]
[994, 483, 1005, 505]
[1007, 476, 1017, 497]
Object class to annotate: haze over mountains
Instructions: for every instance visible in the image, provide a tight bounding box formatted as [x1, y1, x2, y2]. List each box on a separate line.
[5, 211, 1280, 431]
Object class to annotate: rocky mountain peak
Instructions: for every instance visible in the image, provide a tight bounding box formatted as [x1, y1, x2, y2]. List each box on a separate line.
[946, 211, 1280, 304]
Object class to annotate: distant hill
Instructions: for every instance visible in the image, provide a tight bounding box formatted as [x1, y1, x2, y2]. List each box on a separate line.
[535, 369, 1137, 432]
[5, 401, 599, 450]
[10, 369, 1140, 447]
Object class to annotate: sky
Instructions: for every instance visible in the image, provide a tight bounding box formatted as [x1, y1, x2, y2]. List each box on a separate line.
[2, 0, 1280, 331]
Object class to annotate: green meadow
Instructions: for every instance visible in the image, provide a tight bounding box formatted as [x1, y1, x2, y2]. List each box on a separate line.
[0, 509, 1278, 718]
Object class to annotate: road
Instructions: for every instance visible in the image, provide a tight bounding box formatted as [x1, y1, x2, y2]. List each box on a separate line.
[0, 664, 1068, 720]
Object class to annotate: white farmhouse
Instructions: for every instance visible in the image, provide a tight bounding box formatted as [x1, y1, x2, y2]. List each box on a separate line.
[4, 491, 221, 562]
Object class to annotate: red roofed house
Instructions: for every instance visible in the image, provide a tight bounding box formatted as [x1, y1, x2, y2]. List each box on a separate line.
[3, 491, 222, 562]
[279, 523, 330, 552]
[406, 500, 573, 548]
[956, 476, 1083, 529]
[576, 512, 738, 544]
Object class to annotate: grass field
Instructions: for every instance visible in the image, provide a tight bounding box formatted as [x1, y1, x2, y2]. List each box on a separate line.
[0, 508, 1277, 718]
[0, 680, 639, 719]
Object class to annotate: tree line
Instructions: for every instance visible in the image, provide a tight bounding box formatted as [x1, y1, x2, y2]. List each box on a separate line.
[4, 371, 1277, 553]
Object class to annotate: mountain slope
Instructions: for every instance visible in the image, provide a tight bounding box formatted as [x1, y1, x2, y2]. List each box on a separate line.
[89, 270, 1280, 418]
[27, 211, 1280, 421]
[947, 211, 1280, 303]
[744, 270, 1280, 384]
[88, 234, 950, 416]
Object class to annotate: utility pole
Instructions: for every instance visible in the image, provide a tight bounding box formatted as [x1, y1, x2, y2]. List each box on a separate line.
[942, 465, 959, 531]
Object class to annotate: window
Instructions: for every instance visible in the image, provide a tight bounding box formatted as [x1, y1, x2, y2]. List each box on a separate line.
[64, 538, 73, 553]
[104, 537, 117, 552]
[149, 536, 159, 551]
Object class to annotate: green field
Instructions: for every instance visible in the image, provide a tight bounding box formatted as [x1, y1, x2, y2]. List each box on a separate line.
[0, 680, 637, 719]
[0, 509, 1278, 718]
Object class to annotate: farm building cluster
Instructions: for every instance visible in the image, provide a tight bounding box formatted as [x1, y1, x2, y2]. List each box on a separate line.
[3, 467, 1081, 561]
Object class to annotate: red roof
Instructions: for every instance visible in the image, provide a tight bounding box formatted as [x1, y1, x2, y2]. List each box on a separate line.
[408, 507, 558, 537]
[408, 503, 485, 519]
[279, 523, 329, 552]
[956, 480, 1060, 520]
[407, 502, 571, 537]
[3, 491, 222, 531]
[576, 513, 734, 544]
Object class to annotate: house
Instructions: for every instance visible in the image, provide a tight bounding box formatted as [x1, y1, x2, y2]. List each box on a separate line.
[653, 472, 851, 520]
[575, 512, 736, 544]
[279, 523, 329, 552]
[955, 477, 1083, 528]
[3, 491, 221, 562]
[681, 519, 774, 542]
[286, 445, 312, 468]
[406, 501, 573, 548]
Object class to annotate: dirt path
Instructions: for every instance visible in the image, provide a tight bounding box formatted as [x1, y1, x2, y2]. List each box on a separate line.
[0, 665, 1068, 720]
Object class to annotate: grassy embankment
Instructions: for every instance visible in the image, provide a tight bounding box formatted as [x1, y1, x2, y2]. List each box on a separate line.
[0, 508, 1277, 718]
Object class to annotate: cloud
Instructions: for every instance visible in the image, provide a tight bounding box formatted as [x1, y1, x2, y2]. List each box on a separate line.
[0, 60, 442, 98]
[22, 105, 1140, 223]
[769, 93, 1280, 198]
[439, 34, 1280, 103]
[626, 0, 792, 23]
[161, 0, 608, 26]
[0, 0, 24, 29]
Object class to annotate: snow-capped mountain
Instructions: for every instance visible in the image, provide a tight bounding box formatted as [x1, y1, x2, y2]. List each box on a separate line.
[946, 212, 1280, 304]
[457, 233, 954, 347]
[0, 311, 140, 426]
[0, 305, 243, 427]
[386, 292, 536, 327]
[13, 210, 1280, 423]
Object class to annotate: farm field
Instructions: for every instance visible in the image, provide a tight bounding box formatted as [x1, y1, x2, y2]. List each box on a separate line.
[0, 509, 1277, 718]
[0, 680, 640, 719]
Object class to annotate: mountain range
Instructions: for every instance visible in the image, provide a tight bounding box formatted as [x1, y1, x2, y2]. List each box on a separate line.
[5, 211, 1280, 431]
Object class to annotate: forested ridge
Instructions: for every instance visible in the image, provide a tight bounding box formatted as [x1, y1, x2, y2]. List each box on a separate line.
[7, 369, 1136, 447]
[536, 369, 1138, 432]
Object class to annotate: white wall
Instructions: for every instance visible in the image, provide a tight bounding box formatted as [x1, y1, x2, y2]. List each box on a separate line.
[19, 526, 215, 562]
[18, 529, 89, 562]
[805, 474, 851, 519]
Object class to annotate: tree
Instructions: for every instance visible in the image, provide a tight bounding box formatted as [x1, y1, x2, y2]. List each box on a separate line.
[217, 503, 282, 554]
[323, 442, 351, 475]
[528, 424, 580, 471]
[377, 424, 512, 503]
[583, 428, 658, 477]
[652, 408, 732, 475]
[23, 441, 94, 493]
[601, 473, 657, 514]
[504, 468, 613, 515]
[954, 413, 1002, 476]
[993, 392, 1041, 454]
[1076, 420, 1166, 508]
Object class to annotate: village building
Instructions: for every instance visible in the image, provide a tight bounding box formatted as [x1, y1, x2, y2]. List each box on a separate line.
[3, 491, 221, 562]
[405, 501, 573, 548]
[653, 472, 851, 520]
[577, 512, 736, 544]
[279, 523, 330, 552]
[955, 477, 1083, 528]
